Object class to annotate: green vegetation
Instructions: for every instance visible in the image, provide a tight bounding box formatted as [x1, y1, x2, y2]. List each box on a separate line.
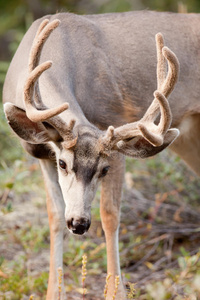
[1, 0, 200, 299]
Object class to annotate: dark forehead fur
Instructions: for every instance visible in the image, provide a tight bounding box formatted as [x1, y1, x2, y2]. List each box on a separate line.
[72, 127, 102, 185]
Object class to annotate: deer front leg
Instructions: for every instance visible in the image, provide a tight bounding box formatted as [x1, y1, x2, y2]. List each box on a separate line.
[39, 159, 66, 300]
[100, 154, 126, 300]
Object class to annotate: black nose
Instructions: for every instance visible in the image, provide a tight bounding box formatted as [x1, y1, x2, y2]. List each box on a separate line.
[67, 218, 91, 235]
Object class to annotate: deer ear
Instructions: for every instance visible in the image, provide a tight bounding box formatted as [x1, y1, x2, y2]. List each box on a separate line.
[116, 129, 179, 158]
[4, 103, 62, 144]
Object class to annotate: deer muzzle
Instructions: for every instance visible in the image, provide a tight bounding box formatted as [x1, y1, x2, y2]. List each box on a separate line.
[66, 217, 91, 235]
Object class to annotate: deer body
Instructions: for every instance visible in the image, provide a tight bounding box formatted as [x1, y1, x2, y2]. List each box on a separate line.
[4, 12, 200, 129]
[3, 10, 199, 300]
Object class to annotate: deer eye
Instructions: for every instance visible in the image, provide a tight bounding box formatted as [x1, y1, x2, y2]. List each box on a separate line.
[59, 159, 67, 171]
[100, 166, 110, 178]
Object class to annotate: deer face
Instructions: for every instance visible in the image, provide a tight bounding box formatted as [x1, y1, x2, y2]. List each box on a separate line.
[51, 127, 110, 235]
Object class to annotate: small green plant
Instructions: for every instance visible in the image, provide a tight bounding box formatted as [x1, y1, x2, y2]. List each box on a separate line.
[112, 275, 120, 300]
[127, 282, 136, 299]
[79, 255, 125, 299]
[81, 254, 87, 299]
[57, 267, 63, 300]
[104, 273, 112, 299]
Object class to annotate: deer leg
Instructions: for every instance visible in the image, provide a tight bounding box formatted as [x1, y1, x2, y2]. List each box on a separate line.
[39, 159, 66, 300]
[100, 154, 126, 299]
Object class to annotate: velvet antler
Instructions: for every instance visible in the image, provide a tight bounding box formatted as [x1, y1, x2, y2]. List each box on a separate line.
[23, 19, 76, 141]
[101, 33, 179, 150]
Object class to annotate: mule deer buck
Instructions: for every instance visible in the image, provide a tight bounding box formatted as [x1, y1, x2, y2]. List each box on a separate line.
[5, 10, 198, 299]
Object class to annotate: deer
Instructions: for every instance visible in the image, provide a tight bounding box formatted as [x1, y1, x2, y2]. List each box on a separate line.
[4, 10, 198, 299]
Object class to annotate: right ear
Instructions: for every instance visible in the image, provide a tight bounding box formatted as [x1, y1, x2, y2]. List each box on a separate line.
[4, 103, 62, 144]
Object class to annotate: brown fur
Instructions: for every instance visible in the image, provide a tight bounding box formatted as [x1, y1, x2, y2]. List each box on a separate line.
[3, 11, 200, 300]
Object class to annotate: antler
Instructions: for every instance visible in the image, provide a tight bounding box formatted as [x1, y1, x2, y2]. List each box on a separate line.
[23, 19, 75, 141]
[101, 33, 179, 149]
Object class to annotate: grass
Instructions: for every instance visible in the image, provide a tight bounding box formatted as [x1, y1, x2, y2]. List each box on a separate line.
[0, 150, 200, 299]
[143, 251, 200, 299]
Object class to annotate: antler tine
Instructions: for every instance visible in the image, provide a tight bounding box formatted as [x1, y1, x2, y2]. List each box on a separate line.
[23, 19, 69, 124]
[29, 19, 60, 72]
[138, 33, 179, 144]
[24, 60, 69, 123]
[161, 46, 180, 97]
[156, 33, 166, 90]
[154, 90, 172, 134]
[137, 90, 172, 146]
[101, 32, 179, 150]
[33, 19, 51, 108]
[142, 33, 179, 124]
[35, 19, 49, 39]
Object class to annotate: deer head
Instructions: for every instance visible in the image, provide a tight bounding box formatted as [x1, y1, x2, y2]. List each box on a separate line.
[4, 19, 179, 235]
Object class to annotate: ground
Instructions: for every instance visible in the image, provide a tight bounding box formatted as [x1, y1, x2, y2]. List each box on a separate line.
[0, 149, 200, 300]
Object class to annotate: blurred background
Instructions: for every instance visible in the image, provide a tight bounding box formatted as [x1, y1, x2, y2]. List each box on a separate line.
[1, 1, 200, 299]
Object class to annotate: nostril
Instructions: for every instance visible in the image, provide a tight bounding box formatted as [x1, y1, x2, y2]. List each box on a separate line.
[74, 223, 86, 234]
[67, 218, 91, 235]
[67, 218, 73, 230]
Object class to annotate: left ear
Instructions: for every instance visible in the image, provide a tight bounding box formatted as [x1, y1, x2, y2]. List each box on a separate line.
[115, 129, 179, 158]
[4, 103, 62, 144]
